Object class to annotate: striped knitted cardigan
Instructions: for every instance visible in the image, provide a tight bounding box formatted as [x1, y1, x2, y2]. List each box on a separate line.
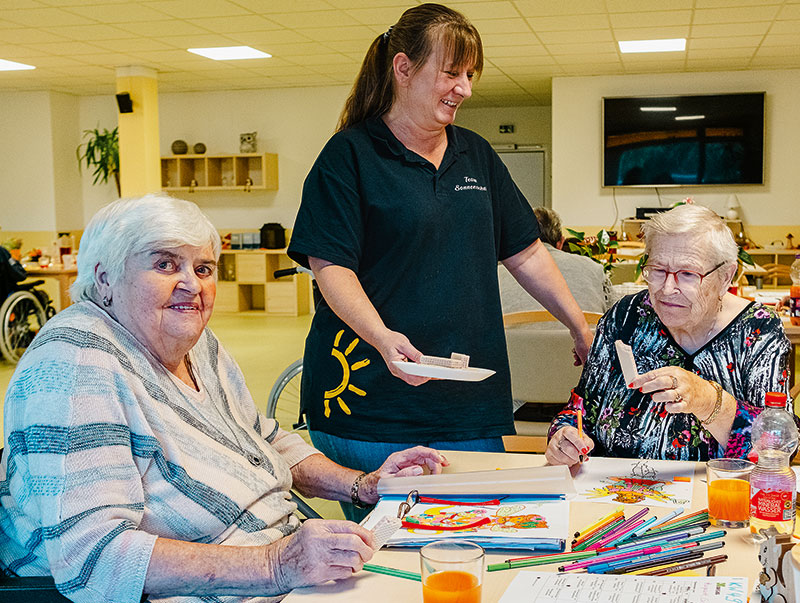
[1, 301, 319, 603]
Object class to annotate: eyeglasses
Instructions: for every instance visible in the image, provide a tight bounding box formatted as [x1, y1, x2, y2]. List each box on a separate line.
[641, 262, 725, 290]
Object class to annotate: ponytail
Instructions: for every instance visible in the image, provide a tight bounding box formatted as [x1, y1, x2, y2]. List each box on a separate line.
[336, 3, 483, 133]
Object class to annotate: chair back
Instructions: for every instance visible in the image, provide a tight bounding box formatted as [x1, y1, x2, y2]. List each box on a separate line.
[503, 311, 599, 404]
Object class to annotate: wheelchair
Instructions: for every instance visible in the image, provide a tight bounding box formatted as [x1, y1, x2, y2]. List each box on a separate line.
[0, 281, 55, 364]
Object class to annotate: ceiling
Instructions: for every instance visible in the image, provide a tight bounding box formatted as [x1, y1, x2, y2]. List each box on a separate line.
[1, 0, 799, 107]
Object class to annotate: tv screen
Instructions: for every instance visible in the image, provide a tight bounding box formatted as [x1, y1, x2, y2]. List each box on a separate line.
[603, 92, 764, 187]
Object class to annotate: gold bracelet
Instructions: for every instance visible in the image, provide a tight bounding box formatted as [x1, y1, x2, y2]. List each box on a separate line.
[701, 380, 724, 426]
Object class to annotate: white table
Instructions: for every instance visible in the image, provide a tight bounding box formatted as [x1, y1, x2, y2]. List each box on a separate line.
[284, 451, 762, 602]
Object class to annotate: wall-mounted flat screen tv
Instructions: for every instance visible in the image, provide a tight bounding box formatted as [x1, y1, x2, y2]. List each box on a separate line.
[603, 92, 765, 187]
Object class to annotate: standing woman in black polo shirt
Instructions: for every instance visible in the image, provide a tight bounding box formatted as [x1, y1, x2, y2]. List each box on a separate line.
[288, 3, 592, 520]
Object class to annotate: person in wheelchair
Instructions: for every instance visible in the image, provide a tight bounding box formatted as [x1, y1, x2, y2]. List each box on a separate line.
[0, 195, 447, 603]
[0, 242, 28, 302]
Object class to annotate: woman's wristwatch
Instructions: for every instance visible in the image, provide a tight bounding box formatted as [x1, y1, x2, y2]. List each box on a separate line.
[700, 380, 724, 427]
[350, 472, 370, 508]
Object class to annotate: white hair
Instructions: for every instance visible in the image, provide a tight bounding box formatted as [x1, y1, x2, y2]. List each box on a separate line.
[642, 204, 738, 267]
[71, 194, 221, 303]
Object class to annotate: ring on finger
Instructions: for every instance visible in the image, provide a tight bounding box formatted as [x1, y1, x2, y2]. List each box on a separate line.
[674, 391, 683, 403]
[670, 376, 678, 390]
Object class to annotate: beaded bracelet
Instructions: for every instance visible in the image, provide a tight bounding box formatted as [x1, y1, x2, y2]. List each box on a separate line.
[701, 380, 724, 426]
[350, 472, 369, 508]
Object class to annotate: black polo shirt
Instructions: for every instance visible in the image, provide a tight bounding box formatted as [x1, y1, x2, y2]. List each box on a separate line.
[288, 116, 539, 442]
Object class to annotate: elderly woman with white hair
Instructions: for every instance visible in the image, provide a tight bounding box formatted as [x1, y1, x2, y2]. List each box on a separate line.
[0, 194, 446, 603]
[546, 204, 794, 465]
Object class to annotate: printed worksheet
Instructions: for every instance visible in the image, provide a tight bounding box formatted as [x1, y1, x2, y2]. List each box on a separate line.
[572, 457, 694, 508]
[499, 571, 748, 603]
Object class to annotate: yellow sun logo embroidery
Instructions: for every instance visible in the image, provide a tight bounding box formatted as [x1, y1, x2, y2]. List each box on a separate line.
[323, 329, 370, 418]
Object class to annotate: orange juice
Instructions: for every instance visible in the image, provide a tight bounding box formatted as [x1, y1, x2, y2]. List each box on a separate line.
[422, 570, 481, 603]
[708, 478, 749, 524]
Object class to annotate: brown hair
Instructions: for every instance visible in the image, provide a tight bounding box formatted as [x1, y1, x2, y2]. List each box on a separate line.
[533, 207, 564, 247]
[336, 3, 483, 133]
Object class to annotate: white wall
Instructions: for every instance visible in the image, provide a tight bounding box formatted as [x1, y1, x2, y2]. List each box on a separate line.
[50, 92, 82, 232]
[0, 92, 57, 231]
[156, 86, 350, 230]
[456, 105, 552, 204]
[78, 95, 124, 224]
[552, 70, 800, 229]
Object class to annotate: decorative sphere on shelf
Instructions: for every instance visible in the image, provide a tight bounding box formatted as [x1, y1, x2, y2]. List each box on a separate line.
[193, 142, 206, 154]
[171, 139, 188, 155]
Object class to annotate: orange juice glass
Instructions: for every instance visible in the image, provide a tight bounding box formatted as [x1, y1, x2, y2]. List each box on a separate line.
[706, 458, 755, 528]
[420, 541, 484, 603]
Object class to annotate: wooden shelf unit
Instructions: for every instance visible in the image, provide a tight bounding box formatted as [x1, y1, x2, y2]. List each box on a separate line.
[745, 248, 798, 287]
[161, 153, 278, 192]
[215, 249, 309, 315]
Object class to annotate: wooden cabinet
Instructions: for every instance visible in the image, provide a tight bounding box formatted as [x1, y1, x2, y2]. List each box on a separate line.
[161, 153, 278, 191]
[215, 250, 309, 315]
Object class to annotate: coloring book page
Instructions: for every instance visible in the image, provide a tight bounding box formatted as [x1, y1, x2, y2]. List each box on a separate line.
[571, 457, 694, 508]
[362, 498, 569, 549]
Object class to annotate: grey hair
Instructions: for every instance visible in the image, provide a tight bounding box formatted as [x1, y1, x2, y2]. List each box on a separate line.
[71, 194, 221, 303]
[642, 204, 738, 267]
[532, 207, 563, 247]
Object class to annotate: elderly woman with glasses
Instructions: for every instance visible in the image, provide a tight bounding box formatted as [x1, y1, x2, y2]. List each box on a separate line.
[546, 204, 794, 465]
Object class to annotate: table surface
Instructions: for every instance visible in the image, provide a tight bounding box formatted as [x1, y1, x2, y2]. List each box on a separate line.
[23, 265, 77, 276]
[284, 451, 762, 602]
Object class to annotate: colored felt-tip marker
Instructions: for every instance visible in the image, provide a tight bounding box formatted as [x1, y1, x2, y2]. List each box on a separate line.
[362, 564, 421, 582]
[574, 505, 625, 539]
[646, 507, 684, 532]
[641, 554, 729, 576]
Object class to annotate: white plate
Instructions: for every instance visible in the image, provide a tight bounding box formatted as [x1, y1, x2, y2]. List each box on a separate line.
[392, 361, 495, 382]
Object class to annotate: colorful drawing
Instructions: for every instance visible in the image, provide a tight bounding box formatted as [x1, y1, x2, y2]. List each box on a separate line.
[573, 457, 694, 508]
[322, 329, 370, 418]
[404, 504, 549, 534]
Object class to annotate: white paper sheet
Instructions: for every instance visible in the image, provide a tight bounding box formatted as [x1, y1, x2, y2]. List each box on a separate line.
[571, 457, 694, 508]
[499, 571, 748, 603]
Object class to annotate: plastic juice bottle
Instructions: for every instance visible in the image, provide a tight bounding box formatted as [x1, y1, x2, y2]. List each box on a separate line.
[750, 392, 798, 537]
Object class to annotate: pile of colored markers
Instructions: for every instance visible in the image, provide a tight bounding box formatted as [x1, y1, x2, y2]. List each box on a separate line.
[488, 506, 727, 576]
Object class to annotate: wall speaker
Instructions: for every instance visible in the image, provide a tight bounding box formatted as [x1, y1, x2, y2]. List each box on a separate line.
[115, 92, 133, 113]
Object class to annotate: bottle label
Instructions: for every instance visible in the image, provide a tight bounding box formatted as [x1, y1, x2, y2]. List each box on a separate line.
[750, 488, 796, 522]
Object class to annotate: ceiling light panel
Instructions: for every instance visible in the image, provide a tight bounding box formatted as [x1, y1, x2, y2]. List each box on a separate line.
[619, 38, 686, 53]
[188, 46, 271, 60]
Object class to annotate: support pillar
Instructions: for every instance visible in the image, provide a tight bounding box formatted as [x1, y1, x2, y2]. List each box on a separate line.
[115, 66, 160, 197]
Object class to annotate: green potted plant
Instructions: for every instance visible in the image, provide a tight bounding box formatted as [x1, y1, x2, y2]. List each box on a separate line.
[76, 126, 120, 196]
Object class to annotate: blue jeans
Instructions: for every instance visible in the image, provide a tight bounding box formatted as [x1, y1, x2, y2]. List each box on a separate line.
[308, 430, 505, 522]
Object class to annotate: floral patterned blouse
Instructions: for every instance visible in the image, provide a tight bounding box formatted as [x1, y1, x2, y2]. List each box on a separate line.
[549, 290, 792, 461]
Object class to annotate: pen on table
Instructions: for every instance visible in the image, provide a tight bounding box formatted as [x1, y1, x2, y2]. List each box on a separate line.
[559, 545, 665, 571]
[618, 515, 660, 543]
[573, 505, 624, 539]
[573, 516, 626, 550]
[362, 564, 421, 582]
[592, 540, 722, 574]
[596, 527, 705, 553]
[488, 550, 596, 572]
[572, 513, 625, 548]
[592, 518, 647, 549]
[640, 554, 728, 576]
[643, 509, 708, 534]
[638, 521, 711, 542]
[608, 541, 726, 575]
[646, 507, 684, 532]
[587, 507, 649, 549]
[505, 550, 597, 564]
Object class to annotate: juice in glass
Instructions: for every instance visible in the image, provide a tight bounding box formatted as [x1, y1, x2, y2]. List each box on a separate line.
[706, 458, 754, 529]
[708, 478, 749, 525]
[422, 570, 481, 603]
